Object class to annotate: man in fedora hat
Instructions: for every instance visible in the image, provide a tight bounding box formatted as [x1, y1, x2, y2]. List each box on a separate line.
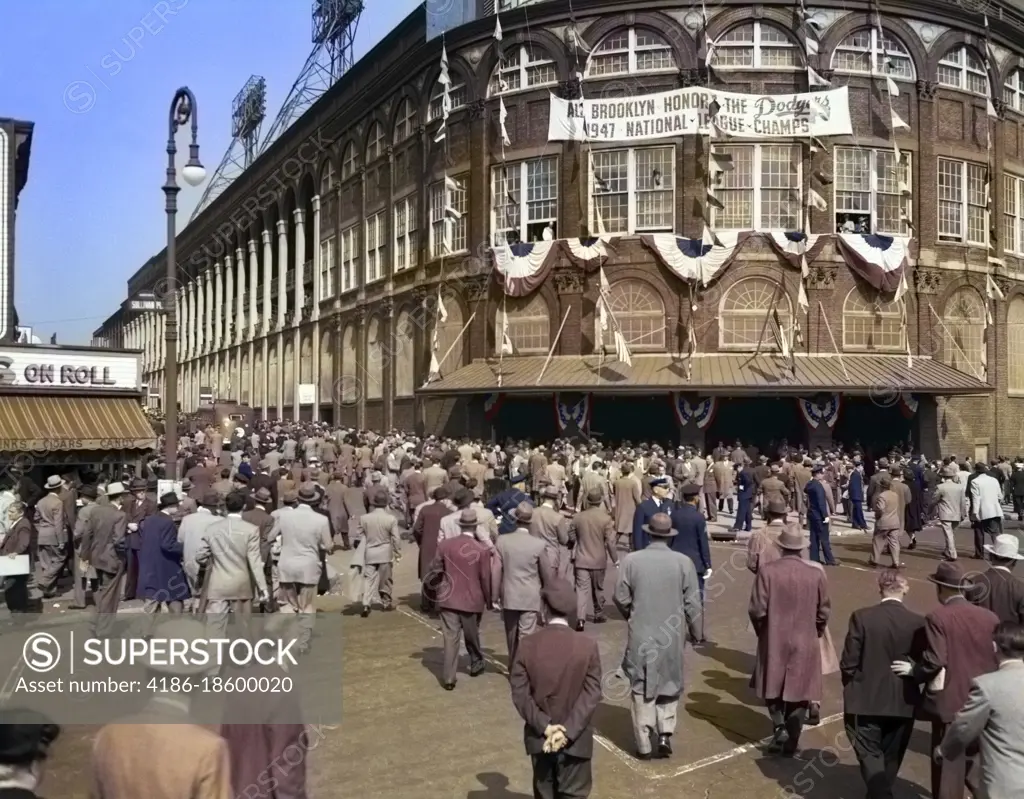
[970, 533, 1024, 624]
[0, 501, 33, 615]
[510, 579, 603, 799]
[33, 474, 69, 598]
[669, 483, 712, 645]
[930, 464, 968, 562]
[531, 485, 571, 580]
[79, 481, 129, 636]
[891, 560, 998, 798]
[614, 513, 702, 760]
[430, 508, 492, 690]
[568, 488, 618, 632]
[178, 491, 223, 613]
[137, 492, 188, 616]
[493, 502, 552, 663]
[69, 484, 102, 609]
[91, 618, 232, 799]
[121, 476, 156, 602]
[355, 490, 401, 618]
[749, 525, 831, 756]
[242, 486, 277, 610]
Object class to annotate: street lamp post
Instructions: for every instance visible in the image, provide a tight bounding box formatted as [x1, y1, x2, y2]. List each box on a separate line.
[163, 87, 205, 480]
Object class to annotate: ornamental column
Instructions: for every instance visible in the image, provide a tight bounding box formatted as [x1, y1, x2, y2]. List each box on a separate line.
[311, 195, 322, 421]
[214, 260, 225, 352]
[293, 208, 306, 419]
[261, 229, 273, 420]
[276, 219, 288, 420]
[248, 239, 259, 411]
[203, 268, 213, 356]
[224, 255, 234, 352]
[186, 280, 196, 360]
[235, 247, 246, 346]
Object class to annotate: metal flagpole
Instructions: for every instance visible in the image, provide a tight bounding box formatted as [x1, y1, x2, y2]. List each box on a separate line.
[537, 306, 572, 385]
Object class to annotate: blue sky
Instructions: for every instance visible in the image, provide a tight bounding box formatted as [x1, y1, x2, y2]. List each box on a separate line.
[4, 0, 422, 344]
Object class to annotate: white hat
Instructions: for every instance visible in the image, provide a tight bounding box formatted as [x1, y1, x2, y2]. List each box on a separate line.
[105, 481, 126, 497]
[44, 475, 62, 490]
[984, 534, 1024, 561]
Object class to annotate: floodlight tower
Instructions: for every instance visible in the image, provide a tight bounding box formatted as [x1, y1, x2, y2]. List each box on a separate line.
[258, 0, 364, 155]
[189, 75, 266, 222]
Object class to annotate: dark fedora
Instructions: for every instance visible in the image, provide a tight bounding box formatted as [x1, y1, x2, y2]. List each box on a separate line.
[297, 486, 318, 503]
[199, 491, 221, 509]
[129, 477, 148, 492]
[513, 501, 534, 524]
[252, 487, 273, 505]
[585, 488, 603, 506]
[0, 709, 60, 765]
[542, 579, 577, 618]
[79, 485, 98, 500]
[370, 491, 388, 508]
[680, 482, 701, 499]
[928, 560, 972, 590]
[643, 512, 677, 538]
[158, 492, 179, 510]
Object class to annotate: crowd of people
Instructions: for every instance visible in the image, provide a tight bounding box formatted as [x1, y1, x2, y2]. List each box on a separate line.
[1, 421, 1024, 798]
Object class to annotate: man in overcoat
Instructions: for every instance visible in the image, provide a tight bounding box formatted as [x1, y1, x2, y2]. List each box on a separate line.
[614, 513, 701, 760]
[79, 482, 129, 637]
[137, 492, 188, 614]
[612, 464, 641, 545]
[669, 484, 712, 645]
[748, 525, 831, 756]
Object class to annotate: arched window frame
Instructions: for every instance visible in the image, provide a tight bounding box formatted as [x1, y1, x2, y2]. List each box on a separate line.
[841, 286, 906, 352]
[340, 323, 358, 403]
[394, 98, 417, 142]
[488, 44, 558, 96]
[394, 309, 416, 397]
[366, 122, 384, 163]
[937, 45, 989, 96]
[711, 21, 800, 70]
[830, 28, 915, 81]
[586, 27, 676, 78]
[597, 279, 666, 351]
[718, 277, 793, 351]
[319, 160, 334, 195]
[436, 293, 465, 372]
[496, 293, 551, 355]
[1009, 296, 1024, 394]
[341, 142, 360, 179]
[1004, 69, 1024, 113]
[942, 286, 987, 379]
[428, 78, 467, 121]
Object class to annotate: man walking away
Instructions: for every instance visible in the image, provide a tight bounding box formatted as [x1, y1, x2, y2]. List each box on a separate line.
[1009, 461, 1024, 521]
[930, 465, 967, 562]
[970, 534, 1024, 624]
[33, 475, 68, 598]
[568, 489, 618, 632]
[806, 465, 839, 566]
[493, 504, 552, 665]
[969, 463, 1004, 559]
[938, 621, 1024, 799]
[669, 484, 712, 645]
[0, 502, 33, 614]
[841, 570, 924, 799]
[871, 475, 902, 569]
[79, 482, 128, 638]
[510, 580, 603, 799]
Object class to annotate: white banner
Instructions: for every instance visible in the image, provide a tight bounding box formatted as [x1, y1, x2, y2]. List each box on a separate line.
[548, 86, 852, 141]
[297, 383, 316, 405]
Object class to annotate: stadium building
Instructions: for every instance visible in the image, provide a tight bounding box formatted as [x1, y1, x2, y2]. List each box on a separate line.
[95, 0, 1024, 458]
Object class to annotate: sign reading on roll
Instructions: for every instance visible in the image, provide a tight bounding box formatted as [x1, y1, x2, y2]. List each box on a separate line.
[548, 86, 852, 142]
[0, 347, 140, 390]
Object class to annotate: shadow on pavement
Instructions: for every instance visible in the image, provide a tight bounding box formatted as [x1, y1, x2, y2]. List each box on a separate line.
[684, 690, 765, 746]
[755, 749, 928, 798]
[466, 771, 531, 798]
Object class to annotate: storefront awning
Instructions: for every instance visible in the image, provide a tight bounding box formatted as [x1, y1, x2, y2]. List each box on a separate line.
[0, 395, 157, 453]
[418, 354, 992, 397]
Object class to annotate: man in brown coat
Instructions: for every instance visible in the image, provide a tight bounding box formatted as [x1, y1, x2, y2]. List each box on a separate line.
[749, 526, 831, 756]
[79, 482, 129, 637]
[759, 465, 791, 522]
[241, 487, 276, 610]
[413, 486, 453, 615]
[568, 489, 618, 629]
[872, 474, 903, 569]
[400, 462, 427, 524]
[510, 580, 603, 799]
[712, 457, 735, 514]
[612, 465, 641, 544]
[324, 472, 350, 549]
[463, 453, 488, 499]
[531, 486, 571, 580]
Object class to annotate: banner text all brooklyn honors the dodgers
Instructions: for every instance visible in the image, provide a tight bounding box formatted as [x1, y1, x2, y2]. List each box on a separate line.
[548, 86, 852, 142]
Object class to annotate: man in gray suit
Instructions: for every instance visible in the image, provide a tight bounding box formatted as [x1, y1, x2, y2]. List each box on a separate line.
[177, 492, 222, 612]
[492, 503, 552, 664]
[270, 486, 332, 650]
[569, 489, 619, 631]
[530, 486, 571, 580]
[930, 464, 968, 561]
[195, 492, 267, 636]
[357, 492, 402, 617]
[79, 481, 128, 637]
[939, 621, 1024, 799]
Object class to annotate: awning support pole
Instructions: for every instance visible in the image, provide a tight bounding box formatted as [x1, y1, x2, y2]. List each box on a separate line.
[818, 301, 850, 381]
[537, 306, 572, 385]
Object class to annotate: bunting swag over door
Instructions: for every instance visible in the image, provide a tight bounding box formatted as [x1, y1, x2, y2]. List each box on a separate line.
[549, 86, 852, 142]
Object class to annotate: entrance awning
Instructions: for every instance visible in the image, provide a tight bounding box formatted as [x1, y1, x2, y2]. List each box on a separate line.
[418, 354, 992, 396]
[0, 395, 157, 453]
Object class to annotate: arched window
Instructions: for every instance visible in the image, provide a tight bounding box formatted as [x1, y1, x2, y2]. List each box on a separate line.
[240, 351, 250, 405]
[842, 286, 905, 352]
[498, 293, 551, 355]
[341, 142, 359, 179]
[253, 351, 264, 409]
[587, 28, 675, 77]
[340, 324, 358, 403]
[300, 334, 313, 384]
[267, 344, 278, 406]
[488, 44, 558, 96]
[436, 293, 465, 374]
[394, 98, 417, 142]
[1004, 69, 1024, 113]
[598, 279, 666, 350]
[831, 28, 914, 80]
[712, 22, 799, 69]
[937, 45, 989, 96]
[719, 277, 792, 351]
[429, 77, 467, 121]
[283, 339, 295, 405]
[366, 122, 384, 162]
[1009, 297, 1024, 393]
[394, 310, 416, 396]
[942, 286, 987, 377]
[319, 330, 334, 401]
[366, 316, 383, 400]
[320, 160, 334, 196]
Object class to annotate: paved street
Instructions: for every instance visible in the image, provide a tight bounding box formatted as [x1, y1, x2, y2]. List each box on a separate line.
[33, 512, 1022, 799]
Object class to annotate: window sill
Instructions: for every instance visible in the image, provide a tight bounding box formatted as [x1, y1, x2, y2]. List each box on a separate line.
[1008, 391, 1024, 398]
[585, 68, 677, 80]
[936, 241, 989, 249]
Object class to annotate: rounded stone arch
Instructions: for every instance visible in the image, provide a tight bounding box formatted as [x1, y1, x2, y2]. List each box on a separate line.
[297, 169, 317, 209]
[926, 30, 999, 94]
[496, 290, 555, 356]
[717, 274, 794, 352]
[706, 7, 802, 50]
[319, 327, 335, 400]
[841, 283, 905, 352]
[340, 322, 358, 403]
[820, 13, 925, 80]
[390, 86, 422, 143]
[477, 29, 570, 99]
[362, 112, 387, 163]
[339, 136, 361, 180]
[422, 56, 476, 123]
[582, 12, 695, 72]
[393, 306, 416, 397]
[940, 281, 987, 377]
[599, 277, 667, 351]
[365, 314, 384, 400]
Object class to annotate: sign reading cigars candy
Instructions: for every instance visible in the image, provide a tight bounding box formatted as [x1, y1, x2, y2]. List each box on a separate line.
[548, 86, 853, 142]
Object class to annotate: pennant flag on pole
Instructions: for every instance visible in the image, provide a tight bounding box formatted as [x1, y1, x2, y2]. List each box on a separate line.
[436, 286, 448, 323]
[613, 330, 633, 367]
[986, 273, 1005, 301]
[500, 309, 514, 355]
[494, 15, 502, 41]
[499, 97, 511, 147]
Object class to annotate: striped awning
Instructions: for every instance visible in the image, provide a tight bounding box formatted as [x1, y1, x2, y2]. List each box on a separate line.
[0, 395, 157, 453]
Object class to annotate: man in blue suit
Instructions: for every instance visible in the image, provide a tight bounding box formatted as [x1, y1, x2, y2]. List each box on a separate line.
[730, 463, 754, 533]
[847, 461, 867, 531]
[669, 483, 712, 644]
[805, 465, 839, 566]
[486, 472, 532, 535]
[632, 477, 673, 551]
[137, 491, 190, 614]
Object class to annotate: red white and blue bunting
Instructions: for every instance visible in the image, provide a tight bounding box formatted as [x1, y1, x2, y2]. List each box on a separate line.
[483, 392, 505, 421]
[493, 240, 559, 297]
[672, 394, 717, 428]
[834, 234, 909, 293]
[798, 395, 841, 429]
[899, 393, 919, 419]
[562, 236, 612, 268]
[554, 393, 591, 433]
[639, 232, 744, 285]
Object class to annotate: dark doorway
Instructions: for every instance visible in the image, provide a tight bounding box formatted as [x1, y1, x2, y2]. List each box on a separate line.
[589, 394, 679, 448]
[494, 396, 557, 443]
[831, 396, 912, 456]
[703, 397, 807, 456]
